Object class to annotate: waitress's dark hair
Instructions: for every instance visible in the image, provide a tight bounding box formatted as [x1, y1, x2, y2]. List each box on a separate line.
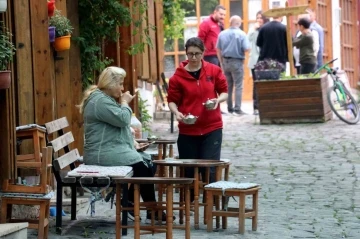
[256, 10, 269, 24]
[185, 37, 205, 52]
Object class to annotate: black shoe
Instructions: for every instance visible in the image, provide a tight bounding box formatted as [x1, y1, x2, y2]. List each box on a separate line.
[105, 189, 115, 203]
[145, 211, 176, 224]
[233, 110, 247, 116]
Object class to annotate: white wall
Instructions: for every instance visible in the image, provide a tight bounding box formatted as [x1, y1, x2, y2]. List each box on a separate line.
[138, 82, 154, 122]
[332, 0, 342, 68]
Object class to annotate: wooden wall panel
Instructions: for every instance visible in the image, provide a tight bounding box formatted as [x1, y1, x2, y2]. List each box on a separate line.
[54, 0, 72, 132]
[147, 0, 157, 83]
[120, 0, 137, 115]
[155, 0, 164, 82]
[67, 0, 84, 154]
[30, 1, 54, 124]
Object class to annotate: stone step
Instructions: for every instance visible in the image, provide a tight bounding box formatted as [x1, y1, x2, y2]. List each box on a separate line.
[0, 223, 28, 239]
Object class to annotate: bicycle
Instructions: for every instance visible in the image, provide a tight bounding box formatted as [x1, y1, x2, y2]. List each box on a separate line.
[313, 58, 359, 124]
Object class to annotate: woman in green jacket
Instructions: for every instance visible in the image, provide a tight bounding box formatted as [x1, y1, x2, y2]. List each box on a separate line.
[78, 66, 167, 223]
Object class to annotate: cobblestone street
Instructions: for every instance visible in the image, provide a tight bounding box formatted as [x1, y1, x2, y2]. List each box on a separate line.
[30, 102, 360, 239]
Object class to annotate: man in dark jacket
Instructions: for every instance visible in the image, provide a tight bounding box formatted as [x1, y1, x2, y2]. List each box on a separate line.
[256, 16, 288, 67]
[198, 5, 226, 66]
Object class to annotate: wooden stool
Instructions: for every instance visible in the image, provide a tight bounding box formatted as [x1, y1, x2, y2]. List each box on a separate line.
[205, 182, 260, 234]
[16, 124, 46, 166]
[115, 177, 194, 239]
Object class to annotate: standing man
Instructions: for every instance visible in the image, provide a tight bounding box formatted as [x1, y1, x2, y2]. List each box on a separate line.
[308, 9, 324, 69]
[256, 15, 288, 67]
[198, 5, 226, 66]
[216, 15, 249, 115]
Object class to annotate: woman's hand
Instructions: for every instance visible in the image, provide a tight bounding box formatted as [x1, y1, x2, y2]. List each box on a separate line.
[134, 139, 140, 148]
[175, 111, 185, 121]
[120, 91, 135, 104]
[206, 98, 219, 110]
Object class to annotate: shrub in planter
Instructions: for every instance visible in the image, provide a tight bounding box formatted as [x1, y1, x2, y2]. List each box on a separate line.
[254, 58, 284, 80]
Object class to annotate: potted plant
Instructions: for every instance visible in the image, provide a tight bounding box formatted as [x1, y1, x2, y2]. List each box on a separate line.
[254, 58, 285, 80]
[0, 0, 7, 13]
[0, 22, 16, 89]
[49, 9, 73, 51]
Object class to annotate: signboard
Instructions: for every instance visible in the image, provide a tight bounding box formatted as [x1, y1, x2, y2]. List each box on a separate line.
[263, 5, 309, 17]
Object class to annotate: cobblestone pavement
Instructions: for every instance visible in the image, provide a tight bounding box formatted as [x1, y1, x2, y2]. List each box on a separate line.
[29, 102, 360, 239]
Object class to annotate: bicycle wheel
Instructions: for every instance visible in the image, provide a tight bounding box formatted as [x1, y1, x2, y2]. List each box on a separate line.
[327, 85, 360, 124]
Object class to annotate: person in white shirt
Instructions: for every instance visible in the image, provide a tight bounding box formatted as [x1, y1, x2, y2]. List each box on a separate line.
[293, 13, 319, 74]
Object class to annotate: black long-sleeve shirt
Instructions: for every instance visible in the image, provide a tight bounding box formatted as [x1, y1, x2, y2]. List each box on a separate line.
[256, 21, 288, 65]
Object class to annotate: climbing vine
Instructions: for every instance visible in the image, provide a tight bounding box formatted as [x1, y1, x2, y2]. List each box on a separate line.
[76, 0, 153, 88]
[163, 0, 192, 40]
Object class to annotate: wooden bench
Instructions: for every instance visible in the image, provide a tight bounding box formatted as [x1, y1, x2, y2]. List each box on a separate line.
[44, 117, 133, 234]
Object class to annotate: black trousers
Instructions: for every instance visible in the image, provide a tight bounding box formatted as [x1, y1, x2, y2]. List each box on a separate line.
[178, 129, 222, 186]
[251, 68, 258, 110]
[300, 63, 316, 74]
[128, 161, 156, 202]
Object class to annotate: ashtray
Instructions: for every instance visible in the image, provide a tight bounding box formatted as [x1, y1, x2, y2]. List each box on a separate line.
[182, 114, 198, 124]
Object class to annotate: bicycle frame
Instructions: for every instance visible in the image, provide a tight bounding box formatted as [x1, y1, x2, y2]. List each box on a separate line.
[324, 66, 347, 102]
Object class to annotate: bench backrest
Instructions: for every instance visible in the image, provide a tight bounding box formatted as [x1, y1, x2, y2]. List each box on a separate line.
[45, 117, 81, 181]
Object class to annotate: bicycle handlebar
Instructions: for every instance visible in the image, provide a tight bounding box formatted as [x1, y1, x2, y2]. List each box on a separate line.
[313, 58, 338, 76]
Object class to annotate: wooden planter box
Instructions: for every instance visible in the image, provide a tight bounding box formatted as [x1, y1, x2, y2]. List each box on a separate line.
[255, 75, 332, 124]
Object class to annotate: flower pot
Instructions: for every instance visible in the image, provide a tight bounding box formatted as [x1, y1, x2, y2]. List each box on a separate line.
[0, 71, 11, 89]
[53, 35, 71, 51]
[0, 0, 7, 12]
[254, 69, 281, 80]
[48, 26, 56, 43]
[47, 0, 55, 17]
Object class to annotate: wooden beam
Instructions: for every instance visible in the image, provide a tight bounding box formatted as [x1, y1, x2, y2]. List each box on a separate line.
[54, 0, 72, 130]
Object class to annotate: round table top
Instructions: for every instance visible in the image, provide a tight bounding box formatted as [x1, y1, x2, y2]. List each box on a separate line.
[153, 159, 228, 167]
[114, 177, 194, 184]
[136, 139, 177, 144]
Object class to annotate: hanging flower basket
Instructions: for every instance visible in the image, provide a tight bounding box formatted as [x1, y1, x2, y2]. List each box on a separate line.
[48, 26, 56, 43]
[0, 71, 11, 89]
[0, 0, 7, 13]
[53, 35, 71, 51]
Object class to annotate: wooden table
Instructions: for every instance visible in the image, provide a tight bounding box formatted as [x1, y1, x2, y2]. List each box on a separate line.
[136, 139, 176, 160]
[115, 177, 194, 239]
[153, 159, 228, 229]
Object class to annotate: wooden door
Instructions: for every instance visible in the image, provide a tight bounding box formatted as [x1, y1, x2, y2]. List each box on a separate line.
[222, 0, 267, 100]
[317, 0, 333, 63]
[340, 0, 358, 88]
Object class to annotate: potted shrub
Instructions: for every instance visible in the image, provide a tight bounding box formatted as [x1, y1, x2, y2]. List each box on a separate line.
[0, 22, 16, 89]
[254, 58, 285, 80]
[49, 9, 73, 51]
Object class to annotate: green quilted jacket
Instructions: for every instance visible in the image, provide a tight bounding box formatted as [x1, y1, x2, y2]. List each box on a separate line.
[83, 89, 150, 166]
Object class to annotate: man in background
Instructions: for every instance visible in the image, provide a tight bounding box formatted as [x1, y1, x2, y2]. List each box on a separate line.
[198, 5, 226, 66]
[256, 15, 288, 68]
[216, 15, 249, 115]
[308, 9, 324, 69]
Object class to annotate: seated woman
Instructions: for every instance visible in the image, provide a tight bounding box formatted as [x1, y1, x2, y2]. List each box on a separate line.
[77, 66, 169, 223]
